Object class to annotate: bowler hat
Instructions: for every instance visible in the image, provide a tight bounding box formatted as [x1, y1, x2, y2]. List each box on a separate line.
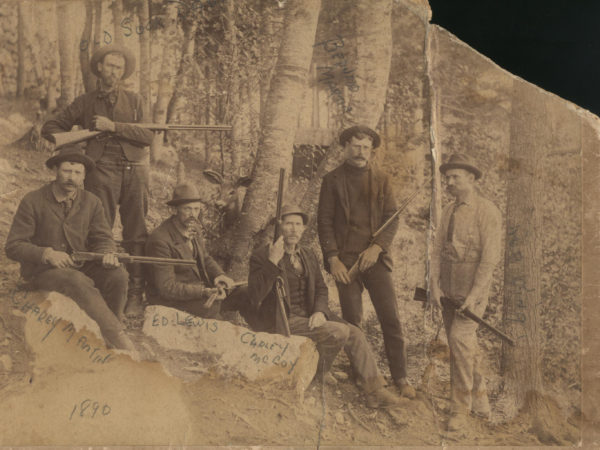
[45, 144, 95, 172]
[339, 125, 381, 149]
[167, 183, 204, 206]
[90, 44, 136, 80]
[280, 204, 309, 225]
[439, 153, 482, 180]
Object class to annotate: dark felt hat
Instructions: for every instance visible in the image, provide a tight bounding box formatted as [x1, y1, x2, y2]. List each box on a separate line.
[339, 125, 381, 149]
[45, 145, 95, 172]
[439, 153, 482, 180]
[90, 44, 136, 80]
[280, 204, 309, 225]
[167, 183, 204, 206]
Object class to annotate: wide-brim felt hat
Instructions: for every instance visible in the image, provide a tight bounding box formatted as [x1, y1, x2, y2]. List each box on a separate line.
[90, 44, 136, 80]
[439, 153, 482, 180]
[45, 145, 95, 172]
[339, 125, 381, 149]
[167, 183, 204, 206]
[280, 204, 309, 225]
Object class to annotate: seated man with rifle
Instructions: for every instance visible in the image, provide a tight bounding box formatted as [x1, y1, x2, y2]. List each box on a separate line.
[41, 44, 155, 316]
[5, 146, 137, 352]
[429, 153, 502, 431]
[144, 184, 256, 323]
[248, 205, 402, 408]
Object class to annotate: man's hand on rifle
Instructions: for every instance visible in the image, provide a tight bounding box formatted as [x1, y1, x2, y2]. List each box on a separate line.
[44, 249, 75, 269]
[428, 283, 443, 309]
[308, 312, 326, 330]
[101, 253, 121, 269]
[268, 236, 285, 265]
[328, 256, 351, 284]
[214, 274, 234, 290]
[357, 243, 382, 272]
[92, 115, 116, 132]
[458, 294, 477, 313]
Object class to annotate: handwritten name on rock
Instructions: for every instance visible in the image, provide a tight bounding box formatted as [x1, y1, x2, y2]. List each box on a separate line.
[240, 331, 299, 375]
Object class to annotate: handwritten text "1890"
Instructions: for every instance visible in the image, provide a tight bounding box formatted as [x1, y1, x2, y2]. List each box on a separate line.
[69, 399, 111, 420]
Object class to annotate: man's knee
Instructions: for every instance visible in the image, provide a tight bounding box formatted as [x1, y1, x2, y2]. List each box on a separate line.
[322, 321, 350, 346]
[103, 266, 129, 289]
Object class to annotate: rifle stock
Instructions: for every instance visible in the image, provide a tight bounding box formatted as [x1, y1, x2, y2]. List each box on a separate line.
[413, 287, 515, 346]
[47, 123, 232, 148]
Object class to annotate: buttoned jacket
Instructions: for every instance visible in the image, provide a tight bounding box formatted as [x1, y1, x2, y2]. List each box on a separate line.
[145, 216, 224, 304]
[41, 88, 154, 162]
[317, 163, 399, 272]
[5, 183, 116, 279]
[248, 244, 336, 334]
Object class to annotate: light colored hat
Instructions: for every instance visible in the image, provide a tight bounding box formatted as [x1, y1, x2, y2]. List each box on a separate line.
[90, 44, 136, 80]
[439, 153, 482, 180]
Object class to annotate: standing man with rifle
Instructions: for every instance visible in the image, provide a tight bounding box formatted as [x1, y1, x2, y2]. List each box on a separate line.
[41, 44, 154, 316]
[429, 153, 502, 431]
[317, 125, 415, 399]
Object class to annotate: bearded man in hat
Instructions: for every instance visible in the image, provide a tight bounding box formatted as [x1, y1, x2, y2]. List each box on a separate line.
[145, 184, 255, 321]
[5, 146, 136, 352]
[248, 205, 402, 408]
[317, 125, 415, 399]
[42, 44, 154, 315]
[429, 153, 502, 431]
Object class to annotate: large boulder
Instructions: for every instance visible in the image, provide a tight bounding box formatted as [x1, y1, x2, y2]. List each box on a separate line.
[142, 305, 319, 395]
[0, 290, 192, 446]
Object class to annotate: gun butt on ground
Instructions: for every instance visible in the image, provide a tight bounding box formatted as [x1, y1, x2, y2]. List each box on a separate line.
[47, 124, 232, 148]
[72, 251, 197, 266]
[413, 287, 515, 346]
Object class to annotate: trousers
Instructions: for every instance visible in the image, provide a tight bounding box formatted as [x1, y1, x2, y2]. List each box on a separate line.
[31, 263, 129, 348]
[442, 296, 489, 414]
[336, 256, 408, 381]
[288, 315, 385, 393]
[84, 151, 148, 256]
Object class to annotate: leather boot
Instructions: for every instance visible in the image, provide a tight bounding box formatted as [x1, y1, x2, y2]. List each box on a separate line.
[125, 276, 145, 317]
[365, 387, 402, 409]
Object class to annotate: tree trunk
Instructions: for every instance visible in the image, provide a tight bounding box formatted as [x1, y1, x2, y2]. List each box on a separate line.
[150, 1, 179, 162]
[299, 0, 393, 216]
[93, 0, 102, 52]
[228, 0, 322, 278]
[502, 79, 564, 444]
[225, 0, 242, 176]
[259, 0, 276, 129]
[111, 0, 125, 46]
[56, 1, 76, 107]
[137, 0, 151, 114]
[80, 0, 96, 93]
[17, 1, 26, 97]
[166, 21, 197, 124]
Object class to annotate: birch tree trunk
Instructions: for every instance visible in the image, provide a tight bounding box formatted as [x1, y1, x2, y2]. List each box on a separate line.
[17, 1, 26, 97]
[150, 1, 179, 161]
[299, 0, 393, 214]
[228, 0, 322, 278]
[80, 0, 96, 93]
[111, 0, 125, 46]
[137, 0, 151, 114]
[57, 1, 76, 107]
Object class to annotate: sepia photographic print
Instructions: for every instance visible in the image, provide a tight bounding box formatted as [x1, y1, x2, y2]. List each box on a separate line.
[0, 0, 597, 447]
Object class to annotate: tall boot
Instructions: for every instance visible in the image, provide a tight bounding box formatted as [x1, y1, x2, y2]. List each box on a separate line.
[124, 244, 146, 317]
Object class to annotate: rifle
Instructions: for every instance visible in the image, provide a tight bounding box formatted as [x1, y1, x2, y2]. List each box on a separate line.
[72, 251, 197, 266]
[413, 287, 515, 346]
[47, 124, 232, 148]
[272, 168, 291, 336]
[346, 187, 422, 282]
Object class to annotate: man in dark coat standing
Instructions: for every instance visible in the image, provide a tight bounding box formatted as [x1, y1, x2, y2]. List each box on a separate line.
[42, 44, 154, 315]
[317, 125, 415, 398]
[5, 146, 136, 351]
[145, 184, 254, 321]
[248, 205, 402, 408]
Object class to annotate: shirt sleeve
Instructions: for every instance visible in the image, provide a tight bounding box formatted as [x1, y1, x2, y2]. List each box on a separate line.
[5, 195, 47, 264]
[468, 201, 503, 299]
[41, 96, 86, 139]
[317, 174, 340, 261]
[429, 203, 452, 290]
[372, 173, 399, 253]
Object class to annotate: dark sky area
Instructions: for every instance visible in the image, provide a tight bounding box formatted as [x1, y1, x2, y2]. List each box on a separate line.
[428, 0, 600, 116]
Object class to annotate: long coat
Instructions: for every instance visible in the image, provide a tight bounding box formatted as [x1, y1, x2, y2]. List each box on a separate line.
[317, 164, 399, 272]
[145, 216, 224, 303]
[248, 244, 337, 334]
[41, 89, 154, 162]
[5, 183, 115, 279]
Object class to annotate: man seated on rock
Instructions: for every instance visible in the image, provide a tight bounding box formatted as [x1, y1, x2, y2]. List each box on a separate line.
[145, 183, 255, 323]
[247, 205, 402, 408]
[5, 145, 136, 351]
